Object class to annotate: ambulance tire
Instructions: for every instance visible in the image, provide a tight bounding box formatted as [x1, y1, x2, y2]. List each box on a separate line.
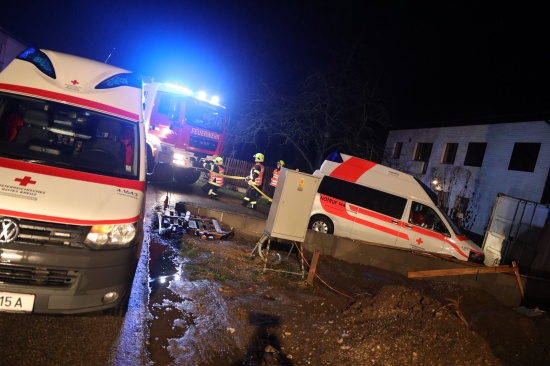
[104, 289, 130, 317]
[308, 215, 334, 235]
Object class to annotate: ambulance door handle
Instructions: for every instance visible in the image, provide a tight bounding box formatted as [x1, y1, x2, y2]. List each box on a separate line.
[391, 219, 399, 225]
[405, 224, 413, 229]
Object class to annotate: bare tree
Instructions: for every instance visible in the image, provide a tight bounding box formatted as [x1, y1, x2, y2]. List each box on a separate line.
[225, 47, 391, 172]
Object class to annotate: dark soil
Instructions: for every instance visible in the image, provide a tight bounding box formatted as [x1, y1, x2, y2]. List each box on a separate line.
[146, 230, 550, 366]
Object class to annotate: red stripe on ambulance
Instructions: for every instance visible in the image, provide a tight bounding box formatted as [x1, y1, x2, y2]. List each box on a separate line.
[0, 157, 144, 190]
[329, 156, 376, 182]
[0, 83, 139, 121]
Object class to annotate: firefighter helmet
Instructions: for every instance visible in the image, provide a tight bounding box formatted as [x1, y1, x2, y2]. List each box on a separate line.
[277, 160, 285, 166]
[253, 153, 264, 162]
[214, 157, 223, 165]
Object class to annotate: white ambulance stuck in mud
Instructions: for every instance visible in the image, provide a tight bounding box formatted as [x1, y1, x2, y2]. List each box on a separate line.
[0, 48, 168, 315]
[308, 153, 485, 263]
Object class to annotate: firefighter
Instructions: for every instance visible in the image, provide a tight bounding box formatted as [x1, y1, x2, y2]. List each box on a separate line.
[241, 153, 265, 209]
[201, 157, 225, 198]
[269, 160, 285, 199]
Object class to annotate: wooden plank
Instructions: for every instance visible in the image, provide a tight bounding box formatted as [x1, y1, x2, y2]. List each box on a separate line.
[408, 265, 515, 278]
[212, 219, 222, 233]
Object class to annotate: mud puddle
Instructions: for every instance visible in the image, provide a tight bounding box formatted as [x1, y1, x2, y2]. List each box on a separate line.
[147, 233, 254, 365]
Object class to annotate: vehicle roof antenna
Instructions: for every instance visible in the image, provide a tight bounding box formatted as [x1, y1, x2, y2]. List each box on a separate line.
[105, 47, 116, 64]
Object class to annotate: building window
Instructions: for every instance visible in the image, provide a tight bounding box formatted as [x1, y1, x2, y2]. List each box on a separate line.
[464, 142, 487, 167]
[413, 143, 432, 174]
[441, 143, 458, 164]
[413, 143, 432, 162]
[508, 142, 541, 172]
[392, 142, 403, 159]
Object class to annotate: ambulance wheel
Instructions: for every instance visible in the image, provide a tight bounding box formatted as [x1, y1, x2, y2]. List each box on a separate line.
[104, 290, 130, 317]
[308, 215, 334, 234]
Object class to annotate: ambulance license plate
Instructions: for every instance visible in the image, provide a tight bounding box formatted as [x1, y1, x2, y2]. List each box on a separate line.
[0, 292, 35, 312]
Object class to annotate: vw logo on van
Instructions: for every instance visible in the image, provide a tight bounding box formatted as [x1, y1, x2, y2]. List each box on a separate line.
[0, 217, 19, 243]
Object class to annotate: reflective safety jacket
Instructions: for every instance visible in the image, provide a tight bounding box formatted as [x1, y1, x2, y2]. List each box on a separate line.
[249, 162, 264, 186]
[270, 167, 281, 187]
[204, 162, 225, 186]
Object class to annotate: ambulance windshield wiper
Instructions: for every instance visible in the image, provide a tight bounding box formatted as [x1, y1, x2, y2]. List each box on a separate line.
[24, 159, 71, 168]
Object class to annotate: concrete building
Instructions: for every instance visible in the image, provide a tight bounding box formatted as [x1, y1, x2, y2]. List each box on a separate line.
[382, 120, 550, 240]
[0, 27, 27, 71]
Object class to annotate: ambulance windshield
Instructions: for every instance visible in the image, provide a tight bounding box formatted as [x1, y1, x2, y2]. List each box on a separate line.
[0, 93, 139, 179]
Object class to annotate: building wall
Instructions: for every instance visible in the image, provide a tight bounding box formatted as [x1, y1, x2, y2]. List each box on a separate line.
[383, 121, 550, 236]
[0, 28, 27, 71]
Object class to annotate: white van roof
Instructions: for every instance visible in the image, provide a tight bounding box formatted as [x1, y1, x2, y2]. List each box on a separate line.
[0, 48, 142, 121]
[315, 153, 438, 205]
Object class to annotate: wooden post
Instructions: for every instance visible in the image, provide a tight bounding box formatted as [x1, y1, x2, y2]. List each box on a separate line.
[306, 250, 321, 285]
[512, 261, 525, 302]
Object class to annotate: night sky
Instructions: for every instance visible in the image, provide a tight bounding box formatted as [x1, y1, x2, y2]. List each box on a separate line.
[1, 1, 549, 128]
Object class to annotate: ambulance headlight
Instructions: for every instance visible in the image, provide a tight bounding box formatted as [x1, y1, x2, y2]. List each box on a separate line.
[85, 223, 136, 249]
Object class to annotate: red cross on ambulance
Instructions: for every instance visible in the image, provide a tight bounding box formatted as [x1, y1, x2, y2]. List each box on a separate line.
[15, 176, 37, 187]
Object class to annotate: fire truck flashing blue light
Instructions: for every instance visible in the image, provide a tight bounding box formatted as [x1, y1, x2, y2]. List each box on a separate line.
[163, 83, 222, 105]
[165, 83, 193, 96]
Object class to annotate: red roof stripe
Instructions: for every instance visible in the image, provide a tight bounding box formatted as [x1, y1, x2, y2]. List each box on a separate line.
[329, 156, 376, 182]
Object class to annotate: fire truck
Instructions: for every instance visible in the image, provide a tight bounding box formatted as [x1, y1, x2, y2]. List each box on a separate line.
[143, 81, 227, 184]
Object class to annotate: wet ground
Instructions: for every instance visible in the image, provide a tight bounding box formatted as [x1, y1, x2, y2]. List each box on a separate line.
[144, 182, 550, 366]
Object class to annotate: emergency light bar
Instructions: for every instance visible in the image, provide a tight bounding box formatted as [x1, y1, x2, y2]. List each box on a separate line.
[16, 47, 142, 89]
[17, 48, 56, 78]
[164, 83, 222, 106]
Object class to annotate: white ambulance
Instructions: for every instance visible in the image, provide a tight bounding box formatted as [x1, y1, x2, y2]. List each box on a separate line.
[308, 153, 485, 263]
[0, 48, 168, 315]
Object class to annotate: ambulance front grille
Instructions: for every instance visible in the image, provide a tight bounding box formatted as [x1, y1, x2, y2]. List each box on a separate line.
[0, 264, 78, 287]
[14, 219, 89, 248]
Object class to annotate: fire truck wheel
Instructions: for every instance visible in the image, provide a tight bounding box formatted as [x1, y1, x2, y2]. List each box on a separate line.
[174, 168, 201, 185]
[308, 215, 334, 234]
[147, 146, 155, 173]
